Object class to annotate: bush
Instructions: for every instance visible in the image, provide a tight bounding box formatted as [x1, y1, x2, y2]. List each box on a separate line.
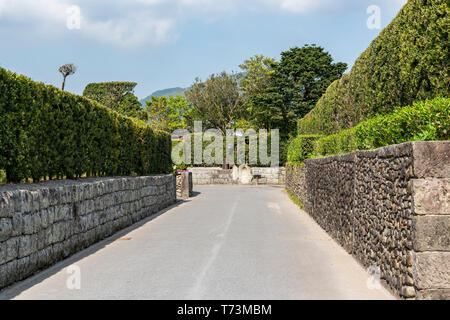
[172, 131, 286, 168]
[312, 97, 449, 157]
[287, 135, 322, 164]
[0, 67, 172, 183]
[298, 0, 449, 136]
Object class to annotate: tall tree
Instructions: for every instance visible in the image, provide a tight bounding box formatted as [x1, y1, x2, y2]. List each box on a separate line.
[185, 72, 248, 134]
[277, 45, 347, 118]
[146, 95, 190, 132]
[119, 92, 148, 121]
[58, 63, 77, 91]
[83, 82, 147, 121]
[239, 55, 277, 130]
[250, 45, 347, 136]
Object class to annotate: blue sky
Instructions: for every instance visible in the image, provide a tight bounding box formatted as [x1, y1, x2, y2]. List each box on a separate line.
[0, 0, 407, 99]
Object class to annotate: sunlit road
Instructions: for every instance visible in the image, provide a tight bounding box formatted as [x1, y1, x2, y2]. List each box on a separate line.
[0, 186, 394, 300]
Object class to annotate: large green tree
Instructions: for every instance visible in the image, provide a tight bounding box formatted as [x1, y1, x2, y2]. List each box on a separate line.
[83, 82, 147, 121]
[277, 45, 347, 118]
[146, 95, 190, 132]
[244, 45, 347, 136]
[185, 72, 248, 134]
[239, 55, 277, 130]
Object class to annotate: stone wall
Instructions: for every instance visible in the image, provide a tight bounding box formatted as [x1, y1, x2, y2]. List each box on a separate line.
[0, 175, 176, 290]
[285, 164, 306, 208]
[176, 172, 193, 199]
[286, 141, 450, 299]
[190, 167, 286, 185]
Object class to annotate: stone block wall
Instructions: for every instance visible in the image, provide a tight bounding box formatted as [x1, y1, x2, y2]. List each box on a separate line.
[176, 172, 193, 199]
[0, 175, 176, 290]
[189, 167, 286, 185]
[286, 141, 450, 299]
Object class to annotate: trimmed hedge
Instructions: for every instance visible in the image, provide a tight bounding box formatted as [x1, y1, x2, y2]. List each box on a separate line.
[298, 0, 449, 136]
[312, 97, 449, 158]
[287, 135, 322, 164]
[172, 132, 286, 168]
[0, 67, 172, 183]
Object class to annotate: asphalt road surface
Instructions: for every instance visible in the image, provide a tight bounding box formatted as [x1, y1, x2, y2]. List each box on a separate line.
[0, 185, 394, 300]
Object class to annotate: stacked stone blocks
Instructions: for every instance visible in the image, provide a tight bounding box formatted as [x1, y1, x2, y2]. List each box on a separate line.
[0, 175, 176, 290]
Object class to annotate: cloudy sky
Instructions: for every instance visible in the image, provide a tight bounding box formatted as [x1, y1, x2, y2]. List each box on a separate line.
[0, 0, 407, 99]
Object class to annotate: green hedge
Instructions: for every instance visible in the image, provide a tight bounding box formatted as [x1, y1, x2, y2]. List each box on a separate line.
[312, 97, 449, 157]
[298, 0, 449, 136]
[0, 67, 172, 183]
[287, 135, 322, 164]
[172, 132, 287, 168]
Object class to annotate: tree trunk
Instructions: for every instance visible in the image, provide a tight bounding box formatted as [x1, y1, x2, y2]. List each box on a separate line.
[61, 75, 67, 91]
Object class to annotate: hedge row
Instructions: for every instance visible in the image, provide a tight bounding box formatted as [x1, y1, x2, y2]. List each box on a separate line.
[0, 67, 172, 183]
[288, 97, 449, 163]
[287, 135, 322, 164]
[298, 0, 449, 136]
[172, 132, 287, 168]
[312, 97, 449, 158]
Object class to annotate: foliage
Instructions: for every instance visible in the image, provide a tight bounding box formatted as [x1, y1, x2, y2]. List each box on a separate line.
[58, 63, 77, 91]
[277, 45, 347, 118]
[286, 189, 304, 210]
[185, 72, 248, 134]
[172, 131, 285, 168]
[287, 135, 322, 164]
[119, 92, 148, 121]
[240, 55, 276, 95]
[242, 46, 347, 136]
[0, 67, 172, 183]
[298, 0, 450, 136]
[83, 81, 147, 120]
[311, 97, 450, 158]
[146, 95, 190, 132]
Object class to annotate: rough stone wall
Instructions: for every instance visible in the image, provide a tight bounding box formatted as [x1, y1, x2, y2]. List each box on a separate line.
[286, 141, 449, 299]
[351, 143, 415, 298]
[0, 175, 176, 290]
[190, 167, 286, 185]
[285, 165, 306, 208]
[305, 153, 355, 253]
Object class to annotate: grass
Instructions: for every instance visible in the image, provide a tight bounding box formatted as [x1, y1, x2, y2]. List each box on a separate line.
[0, 169, 5, 184]
[286, 189, 304, 210]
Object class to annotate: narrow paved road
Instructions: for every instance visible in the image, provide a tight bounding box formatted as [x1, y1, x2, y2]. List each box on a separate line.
[0, 186, 394, 300]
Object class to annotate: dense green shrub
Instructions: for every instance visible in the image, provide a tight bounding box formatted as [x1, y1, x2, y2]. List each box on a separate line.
[312, 97, 449, 157]
[0, 67, 172, 183]
[172, 131, 285, 168]
[287, 135, 322, 164]
[83, 81, 148, 121]
[298, 0, 449, 136]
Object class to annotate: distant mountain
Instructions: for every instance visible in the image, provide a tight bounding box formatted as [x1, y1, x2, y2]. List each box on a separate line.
[140, 87, 186, 106]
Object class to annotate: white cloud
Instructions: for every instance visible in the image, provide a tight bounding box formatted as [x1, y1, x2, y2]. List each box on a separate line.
[266, 0, 331, 13]
[2, 0, 401, 48]
[0, 0, 176, 48]
[85, 16, 175, 48]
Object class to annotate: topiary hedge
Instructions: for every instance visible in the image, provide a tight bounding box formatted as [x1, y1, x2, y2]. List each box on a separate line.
[172, 131, 285, 168]
[0, 67, 172, 183]
[287, 135, 322, 164]
[311, 97, 449, 158]
[298, 0, 449, 136]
